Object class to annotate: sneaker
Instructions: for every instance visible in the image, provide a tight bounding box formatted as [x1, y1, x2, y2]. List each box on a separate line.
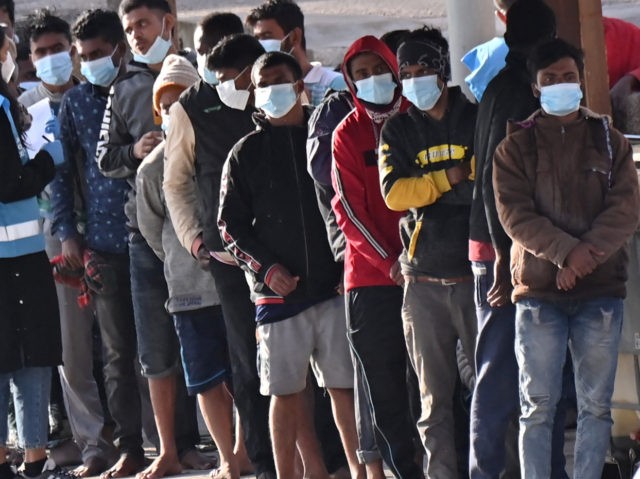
[21, 460, 78, 479]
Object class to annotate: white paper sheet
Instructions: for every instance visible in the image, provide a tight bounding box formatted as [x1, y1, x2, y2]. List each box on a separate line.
[25, 98, 54, 158]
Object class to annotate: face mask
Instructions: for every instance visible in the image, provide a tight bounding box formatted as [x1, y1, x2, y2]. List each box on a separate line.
[19, 81, 39, 91]
[161, 112, 170, 132]
[1, 51, 15, 83]
[203, 68, 219, 86]
[259, 38, 282, 53]
[34, 50, 73, 86]
[539, 83, 583, 117]
[133, 18, 172, 65]
[80, 48, 119, 87]
[196, 53, 207, 78]
[216, 75, 250, 110]
[402, 74, 443, 111]
[354, 73, 396, 105]
[254, 83, 298, 119]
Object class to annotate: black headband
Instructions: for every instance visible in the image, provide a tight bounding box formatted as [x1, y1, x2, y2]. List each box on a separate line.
[397, 40, 451, 82]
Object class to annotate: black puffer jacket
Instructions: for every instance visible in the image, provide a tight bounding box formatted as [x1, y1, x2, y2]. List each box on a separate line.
[218, 109, 342, 304]
[470, 50, 539, 250]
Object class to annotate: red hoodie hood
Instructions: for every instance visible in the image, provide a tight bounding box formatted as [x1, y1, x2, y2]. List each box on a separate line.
[341, 35, 407, 114]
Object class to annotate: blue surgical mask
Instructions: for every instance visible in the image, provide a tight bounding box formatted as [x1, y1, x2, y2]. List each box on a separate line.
[402, 74, 443, 111]
[203, 68, 219, 86]
[80, 49, 120, 87]
[254, 83, 298, 118]
[34, 51, 73, 86]
[259, 39, 282, 53]
[539, 83, 583, 117]
[354, 73, 396, 105]
[133, 18, 172, 65]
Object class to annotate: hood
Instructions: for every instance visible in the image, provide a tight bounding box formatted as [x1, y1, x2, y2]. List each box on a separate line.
[341, 35, 406, 115]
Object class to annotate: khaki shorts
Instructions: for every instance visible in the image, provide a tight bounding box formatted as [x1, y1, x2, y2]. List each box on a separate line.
[257, 295, 353, 396]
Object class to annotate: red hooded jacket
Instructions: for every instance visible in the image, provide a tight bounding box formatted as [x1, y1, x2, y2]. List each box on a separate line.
[331, 36, 409, 292]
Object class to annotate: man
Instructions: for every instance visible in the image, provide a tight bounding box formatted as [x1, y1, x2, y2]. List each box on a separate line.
[192, 12, 243, 79]
[50, 9, 142, 477]
[467, 2, 560, 478]
[137, 54, 240, 479]
[379, 27, 477, 479]
[95, 1, 205, 478]
[218, 51, 360, 479]
[246, 0, 345, 106]
[493, 37, 640, 479]
[0, 0, 14, 42]
[330, 35, 421, 479]
[162, 33, 277, 479]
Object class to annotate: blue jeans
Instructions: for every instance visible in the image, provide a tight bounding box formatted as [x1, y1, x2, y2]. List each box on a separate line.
[0, 367, 51, 448]
[516, 297, 623, 479]
[469, 261, 519, 479]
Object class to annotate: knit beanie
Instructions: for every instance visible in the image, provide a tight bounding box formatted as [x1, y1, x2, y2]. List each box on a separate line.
[504, 0, 556, 49]
[152, 54, 199, 114]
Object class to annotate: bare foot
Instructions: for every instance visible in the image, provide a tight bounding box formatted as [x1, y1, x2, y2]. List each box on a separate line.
[136, 454, 183, 479]
[74, 456, 109, 477]
[179, 449, 214, 471]
[233, 450, 253, 476]
[101, 453, 147, 479]
[208, 461, 239, 479]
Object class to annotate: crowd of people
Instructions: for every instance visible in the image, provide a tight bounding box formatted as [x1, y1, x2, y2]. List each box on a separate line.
[0, 0, 639, 478]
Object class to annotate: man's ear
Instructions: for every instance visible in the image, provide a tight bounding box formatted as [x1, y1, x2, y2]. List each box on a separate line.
[531, 83, 541, 98]
[294, 78, 305, 95]
[164, 12, 177, 37]
[289, 27, 303, 48]
[69, 45, 77, 58]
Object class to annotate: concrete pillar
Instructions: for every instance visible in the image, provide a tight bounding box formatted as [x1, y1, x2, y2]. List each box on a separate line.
[445, 0, 496, 99]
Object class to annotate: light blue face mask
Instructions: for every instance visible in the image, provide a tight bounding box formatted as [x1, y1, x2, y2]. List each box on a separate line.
[354, 73, 396, 105]
[203, 68, 219, 86]
[539, 83, 583, 117]
[34, 51, 73, 86]
[80, 48, 120, 87]
[259, 39, 282, 53]
[402, 74, 443, 111]
[254, 83, 298, 118]
[133, 18, 172, 65]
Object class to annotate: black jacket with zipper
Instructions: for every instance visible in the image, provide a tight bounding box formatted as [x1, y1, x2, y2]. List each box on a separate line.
[218, 108, 342, 305]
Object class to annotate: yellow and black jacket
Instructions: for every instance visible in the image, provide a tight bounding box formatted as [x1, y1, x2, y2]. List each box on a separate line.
[379, 86, 476, 278]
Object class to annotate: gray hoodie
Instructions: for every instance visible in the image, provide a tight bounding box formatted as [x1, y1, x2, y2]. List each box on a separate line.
[136, 142, 220, 313]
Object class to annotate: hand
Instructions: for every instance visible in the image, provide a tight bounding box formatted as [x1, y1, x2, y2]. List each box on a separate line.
[487, 250, 512, 307]
[42, 140, 65, 166]
[61, 237, 84, 270]
[389, 260, 404, 286]
[565, 242, 604, 278]
[265, 263, 299, 297]
[133, 131, 163, 160]
[445, 162, 472, 186]
[195, 244, 211, 271]
[45, 114, 60, 138]
[556, 267, 576, 291]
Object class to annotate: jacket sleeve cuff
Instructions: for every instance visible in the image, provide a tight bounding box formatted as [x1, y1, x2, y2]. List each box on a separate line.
[432, 170, 452, 194]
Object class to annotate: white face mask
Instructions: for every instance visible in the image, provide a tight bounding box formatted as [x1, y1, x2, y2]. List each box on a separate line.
[1, 51, 15, 83]
[133, 18, 172, 65]
[196, 53, 207, 78]
[215, 73, 250, 110]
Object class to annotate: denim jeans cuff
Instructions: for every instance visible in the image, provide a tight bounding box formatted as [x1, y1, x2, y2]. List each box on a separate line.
[356, 448, 382, 464]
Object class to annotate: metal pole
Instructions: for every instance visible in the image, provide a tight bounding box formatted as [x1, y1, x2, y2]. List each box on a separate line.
[445, 0, 496, 100]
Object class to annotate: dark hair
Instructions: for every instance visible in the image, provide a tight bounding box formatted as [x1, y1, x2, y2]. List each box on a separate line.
[26, 9, 72, 44]
[208, 33, 265, 72]
[251, 51, 302, 82]
[246, 0, 305, 50]
[118, 0, 171, 16]
[379, 29, 409, 55]
[402, 26, 449, 53]
[199, 12, 244, 53]
[72, 9, 125, 46]
[527, 38, 584, 81]
[505, 0, 556, 49]
[0, 0, 15, 26]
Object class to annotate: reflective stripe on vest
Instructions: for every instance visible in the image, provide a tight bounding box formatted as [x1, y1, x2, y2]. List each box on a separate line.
[0, 219, 41, 242]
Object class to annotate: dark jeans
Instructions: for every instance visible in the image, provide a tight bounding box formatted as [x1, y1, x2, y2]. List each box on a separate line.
[128, 234, 200, 454]
[348, 286, 422, 479]
[209, 260, 275, 475]
[92, 251, 144, 457]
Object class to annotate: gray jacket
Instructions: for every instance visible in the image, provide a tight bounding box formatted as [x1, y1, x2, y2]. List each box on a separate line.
[136, 142, 220, 313]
